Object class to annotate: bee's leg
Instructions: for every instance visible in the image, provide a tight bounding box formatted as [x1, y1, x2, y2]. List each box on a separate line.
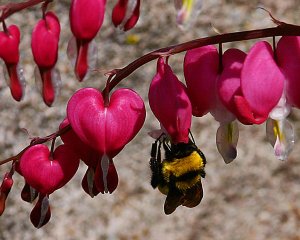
[163, 140, 173, 160]
[150, 140, 162, 188]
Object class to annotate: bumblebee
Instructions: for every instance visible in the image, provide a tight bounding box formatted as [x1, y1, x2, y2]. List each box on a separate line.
[150, 134, 206, 215]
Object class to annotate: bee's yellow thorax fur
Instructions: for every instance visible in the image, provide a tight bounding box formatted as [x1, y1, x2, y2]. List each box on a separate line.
[162, 151, 204, 180]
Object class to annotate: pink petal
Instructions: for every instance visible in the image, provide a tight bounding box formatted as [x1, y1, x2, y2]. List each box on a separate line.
[241, 41, 284, 121]
[149, 58, 192, 144]
[218, 48, 246, 114]
[234, 95, 266, 124]
[184, 45, 219, 116]
[277, 36, 300, 108]
[0, 25, 20, 64]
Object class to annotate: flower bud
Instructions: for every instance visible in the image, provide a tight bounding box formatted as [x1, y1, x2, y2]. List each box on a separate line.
[0, 25, 25, 101]
[69, 0, 106, 81]
[31, 12, 61, 106]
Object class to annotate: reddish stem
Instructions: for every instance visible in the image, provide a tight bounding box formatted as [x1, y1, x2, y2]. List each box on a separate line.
[104, 23, 300, 93]
[0, 0, 47, 21]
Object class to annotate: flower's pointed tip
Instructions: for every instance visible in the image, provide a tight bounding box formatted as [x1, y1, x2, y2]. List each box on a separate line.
[266, 119, 295, 161]
[222, 146, 237, 164]
[30, 194, 51, 228]
[216, 122, 239, 163]
[6, 64, 25, 102]
[94, 157, 119, 194]
[234, 95, 267, 124]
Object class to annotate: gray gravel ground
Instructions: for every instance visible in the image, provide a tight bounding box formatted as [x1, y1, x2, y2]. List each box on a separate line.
[0, 0, 300, 239]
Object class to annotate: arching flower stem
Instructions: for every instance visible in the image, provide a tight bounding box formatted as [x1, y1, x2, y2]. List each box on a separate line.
[105, 23, 300, 93]
[0, 0, 47, 21]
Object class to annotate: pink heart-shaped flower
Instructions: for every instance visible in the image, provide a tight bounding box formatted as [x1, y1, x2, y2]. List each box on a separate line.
[19, 144, 80, 194]
[67, 88, 146, 158]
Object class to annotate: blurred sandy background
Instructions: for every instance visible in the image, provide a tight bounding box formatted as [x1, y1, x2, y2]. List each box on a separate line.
[0, 0, 300, 239]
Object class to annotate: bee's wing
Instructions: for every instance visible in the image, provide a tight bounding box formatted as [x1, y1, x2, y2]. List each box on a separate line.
[164, 189, 184, 215]
[181, 182, 203, 208]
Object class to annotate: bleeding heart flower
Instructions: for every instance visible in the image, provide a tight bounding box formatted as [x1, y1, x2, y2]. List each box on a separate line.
[184, 46, 238, 163]
[0, 25, 25, 101]
[69, 0, 106, 81]
[31, 12, 61, 106]
[112, 0, 141, 31]
[67, 87, 146, 157]
[67, 87, 145, 193]
[0, 172, 13, 216]
[263, 36, 300, 161]
[149, 57, 192, 144]
[19, 144, 80, 195]
[236, 41, 284, 124]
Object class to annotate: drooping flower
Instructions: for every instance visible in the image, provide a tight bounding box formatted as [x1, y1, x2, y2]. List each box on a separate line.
[69, 0, 106, 81]
[0, 24, 25, 101]
[235, 41, 284, 124]
[19, 144, 80, 195]
[264, 36, 300, 160]
[31, 11, 61, 106]
[184, 46, 237, 163]
[112, 0, 141, 31]
[67, 87, 146, 193]
[149, 57, 192, 144]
